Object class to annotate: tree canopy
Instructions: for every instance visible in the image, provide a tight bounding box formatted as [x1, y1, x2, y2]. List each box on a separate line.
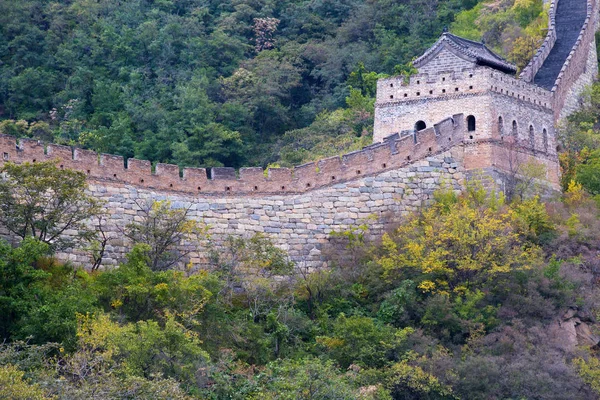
[0, 0, 547, 169]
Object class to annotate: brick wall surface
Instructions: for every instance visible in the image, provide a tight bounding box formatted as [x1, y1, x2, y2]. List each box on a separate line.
[0, 150, 464, 270]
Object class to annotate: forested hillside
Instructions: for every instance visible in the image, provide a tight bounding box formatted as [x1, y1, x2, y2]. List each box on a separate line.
[2, 173, 600, 398]
[6, 1, 600, 398]
[0, 0, 547, 168]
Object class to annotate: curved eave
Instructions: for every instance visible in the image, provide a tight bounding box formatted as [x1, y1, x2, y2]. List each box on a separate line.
[413, 33, 517, 75]
[476, 58, 517, 75]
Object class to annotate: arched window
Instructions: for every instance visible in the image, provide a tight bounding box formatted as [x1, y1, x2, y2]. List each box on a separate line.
[529, 125, 535, 149]
[542, 128, 548, 152]
[512, 120, 518, 138]
[467, 115, 476, 132]
[498, 116, 504, 136]
[415, 120, 426, 131]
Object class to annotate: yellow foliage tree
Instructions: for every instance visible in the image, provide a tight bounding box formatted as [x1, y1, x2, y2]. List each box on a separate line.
[574, 357, 600, 394]
[378, 194, 542, 294]
[0, 364, 53, 400]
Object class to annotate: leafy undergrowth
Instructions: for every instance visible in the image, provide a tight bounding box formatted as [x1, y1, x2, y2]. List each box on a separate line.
[2, 184, 600, 399]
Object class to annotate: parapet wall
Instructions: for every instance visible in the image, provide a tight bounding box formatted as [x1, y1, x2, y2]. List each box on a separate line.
[551, 0, 599, 119]
[488, 70, 553, 109]
[44, 149, 464, 269]
[374, 66, 554, 143]
[520, 0, 558, 82]
[376, 67, 552, 112]
[0, 115, 465, 196]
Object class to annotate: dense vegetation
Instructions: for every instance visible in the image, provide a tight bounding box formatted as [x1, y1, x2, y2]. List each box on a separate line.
[560, 80, 600, 196]
[2, 159, 600, 398]
[0, 0, 548, 169]
[5, 0, 600, 398]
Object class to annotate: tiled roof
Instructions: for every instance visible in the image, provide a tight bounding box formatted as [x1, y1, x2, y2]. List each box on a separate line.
[413, 33, 517, 74]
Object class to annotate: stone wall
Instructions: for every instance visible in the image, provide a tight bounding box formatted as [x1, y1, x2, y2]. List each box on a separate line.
[0, 117, 467, 269]
[56, 149, 464, 269]
[558, 34, 599, 119]
[374, 67, 555, 154]
[552, 0, 599, 119]
[520, 0, 559, 82]
[489, 92, 557, 158]
[2, 0, 596, 269]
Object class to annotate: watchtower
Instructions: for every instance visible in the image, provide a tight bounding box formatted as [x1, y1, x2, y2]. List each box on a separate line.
[374, 32, 560, 189]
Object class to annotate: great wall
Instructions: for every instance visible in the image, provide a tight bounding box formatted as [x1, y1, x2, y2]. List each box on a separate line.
[0, 0, 598, 269]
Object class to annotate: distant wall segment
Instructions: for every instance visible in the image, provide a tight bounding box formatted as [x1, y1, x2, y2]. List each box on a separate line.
[520, 0, 559, 83]
[551, 0, 599, 119]
[58, 150, 465, 269]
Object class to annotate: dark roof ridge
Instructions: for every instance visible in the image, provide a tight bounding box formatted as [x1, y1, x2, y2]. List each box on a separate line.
[414, 32, 517, 75]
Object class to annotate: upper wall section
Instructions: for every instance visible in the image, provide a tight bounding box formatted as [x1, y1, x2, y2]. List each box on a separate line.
[376, 67, 552, 110]
[374, 67, 553, 141]
[520, 0, 559, 83]
[0, 115, 465, 196]
[550, 0, 599, 119]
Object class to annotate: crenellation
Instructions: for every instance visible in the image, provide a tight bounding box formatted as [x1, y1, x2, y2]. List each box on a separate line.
[0, 135, 17, 162]
[46, 144, 73, 166]
[99, 154, 125, 178]
[520, 0, 558, 82]
[127, 158, 152, 175]
[267, 167, 292, 183]
[368, 143, 394, 169]
[182, 167, 209, 192]
[433, 117, 455, 136]
[155, 163, 181, 181]
[239, 167, 265, 183]
[18, 138, 45, 161]
[293, 162, 318, 189]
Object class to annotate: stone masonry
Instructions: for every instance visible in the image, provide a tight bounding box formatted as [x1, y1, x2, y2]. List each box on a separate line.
[0, 116, 466, 268]
[77, 149, 464, 269]
[0, 0, 597, 269]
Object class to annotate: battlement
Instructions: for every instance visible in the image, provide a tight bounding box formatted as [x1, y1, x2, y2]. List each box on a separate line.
[520, 0, 558, 83]
[376, 67, 552, 111]
[0, 115, 466, 196]
[551, 0, 598, 118]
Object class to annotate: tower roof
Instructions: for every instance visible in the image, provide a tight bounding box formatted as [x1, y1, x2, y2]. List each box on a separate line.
[413, 33, 517, 75]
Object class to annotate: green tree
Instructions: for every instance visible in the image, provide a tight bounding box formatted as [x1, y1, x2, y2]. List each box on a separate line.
[124, 200, 207, 271]
[251, 357, 360, 400]
[0, 238, 50, 340]
[576, 149, 600, 195]
[377, 193, 542, 294]
[0, 161, 102, 251]
[317, 315, 413, 368]
[94, 244, 217, 325]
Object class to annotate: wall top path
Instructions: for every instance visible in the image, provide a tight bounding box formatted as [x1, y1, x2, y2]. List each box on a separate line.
[537, 0, 591, 90]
